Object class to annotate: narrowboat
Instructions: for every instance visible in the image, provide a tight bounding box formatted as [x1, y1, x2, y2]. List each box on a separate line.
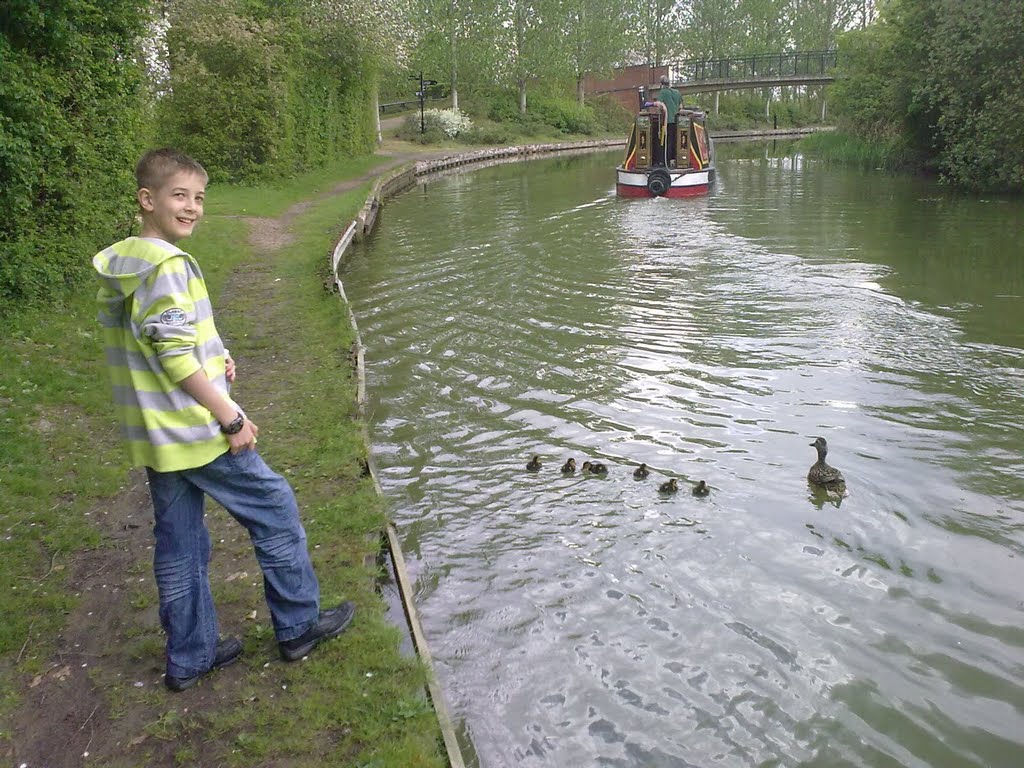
[616, 90, 715, 198]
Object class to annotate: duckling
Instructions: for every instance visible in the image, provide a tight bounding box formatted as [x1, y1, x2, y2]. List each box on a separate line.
[581, 460, 608, 476]
[561, 457, 577, 474]
[633, 463, 650, 480]
[526, 455, 542, 472]
[692, 480, 710, 497]
[658, 478, 679, 494]
[807, 437, 846, 495]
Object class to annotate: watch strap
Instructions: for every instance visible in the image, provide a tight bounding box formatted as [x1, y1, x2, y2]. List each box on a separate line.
[221, 412, 245, 435]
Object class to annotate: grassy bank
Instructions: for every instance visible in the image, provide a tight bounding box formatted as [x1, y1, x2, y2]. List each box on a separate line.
[797, 129, 921, 173]
[1, 154, 447, 766]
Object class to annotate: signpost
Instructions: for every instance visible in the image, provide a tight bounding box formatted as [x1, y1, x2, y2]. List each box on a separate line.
[410, 72, 439, 134]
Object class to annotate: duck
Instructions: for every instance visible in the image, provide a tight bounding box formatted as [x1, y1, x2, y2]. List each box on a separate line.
[526, 455, 542, 472]
[658, 478, 679, 494]
[581, 460, 608, 476]
[561, 457, 576, 474]
[633, 463, 650, 480]
[807, 437, 846, 494]
[692, 480, 710, 497]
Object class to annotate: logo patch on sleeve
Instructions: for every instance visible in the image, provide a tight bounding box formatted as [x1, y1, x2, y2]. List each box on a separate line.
[159, 308, 188, 326]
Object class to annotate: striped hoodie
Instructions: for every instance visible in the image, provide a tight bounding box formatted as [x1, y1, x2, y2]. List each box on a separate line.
[94, 237, 235, 472]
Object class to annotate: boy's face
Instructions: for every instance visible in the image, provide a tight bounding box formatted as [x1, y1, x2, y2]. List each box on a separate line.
[137, 170, 206, 244]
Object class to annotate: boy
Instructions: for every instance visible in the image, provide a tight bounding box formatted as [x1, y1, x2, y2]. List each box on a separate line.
[93, 148, 354, 692]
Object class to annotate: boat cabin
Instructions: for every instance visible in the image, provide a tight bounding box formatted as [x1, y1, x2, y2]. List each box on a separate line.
[622, 101, 712, 173]
[615, 88, 716, 198]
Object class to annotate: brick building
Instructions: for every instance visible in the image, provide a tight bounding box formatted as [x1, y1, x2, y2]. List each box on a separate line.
[582, 64, 671, 111]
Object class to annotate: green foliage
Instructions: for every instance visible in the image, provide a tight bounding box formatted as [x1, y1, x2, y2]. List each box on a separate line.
[526, 94, 598, 134]
[460, 124, 515, 145]
[830, 0, 1024, 192]
[0, 0, 149, 315]
[155, 0, 377, 183]
[588, 94, 635, 133]
[478, 90, 611, 135]
[913, 0, 1024, 191]
[831, 20, 909, 141]
[485, 90, 524, 123]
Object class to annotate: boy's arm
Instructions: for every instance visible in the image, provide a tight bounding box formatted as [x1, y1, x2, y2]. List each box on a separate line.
[137, 258, 256, 452]
[179, 369, 258, 453]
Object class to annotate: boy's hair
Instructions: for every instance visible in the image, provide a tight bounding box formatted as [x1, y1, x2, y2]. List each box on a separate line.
[135, 148, 208, 191]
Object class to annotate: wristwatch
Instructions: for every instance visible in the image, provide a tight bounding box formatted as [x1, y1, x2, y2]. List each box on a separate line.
[221, 412, 245, 435]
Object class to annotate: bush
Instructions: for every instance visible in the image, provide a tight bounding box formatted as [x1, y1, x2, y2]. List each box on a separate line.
[395, 108, 472, 143]
[0, 0, 149, 315]
[460, 124, 514, 145]
[425, 108, 473, 137]
[155, 0, 376, 183]
[485, 91, 522, 123]
[525, 94, 596, 134]
[588, 94, 634, 133]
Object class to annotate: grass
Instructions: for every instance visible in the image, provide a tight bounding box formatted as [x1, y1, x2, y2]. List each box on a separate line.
[203, 154, 391, 219]
[185, 182, 447, 765]
[0, 297, 126, 700]
[798, 129, 918, 172]
[1, 155, 447, 765]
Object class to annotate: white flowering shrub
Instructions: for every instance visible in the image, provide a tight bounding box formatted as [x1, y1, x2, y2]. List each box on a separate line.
[421, 108, 473, 137]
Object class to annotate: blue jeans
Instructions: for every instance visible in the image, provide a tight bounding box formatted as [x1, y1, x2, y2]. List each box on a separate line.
[146, 449, 320, 678]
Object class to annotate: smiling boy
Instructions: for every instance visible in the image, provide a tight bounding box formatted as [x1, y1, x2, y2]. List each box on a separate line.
[93, 148, 354, 691]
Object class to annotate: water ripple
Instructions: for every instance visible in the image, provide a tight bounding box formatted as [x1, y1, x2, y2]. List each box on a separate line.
[344, 149, 1024, 767]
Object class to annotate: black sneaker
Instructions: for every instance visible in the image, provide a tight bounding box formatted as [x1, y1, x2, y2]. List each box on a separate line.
[279, 601, 356, 662]
[165, 636, 243, 692]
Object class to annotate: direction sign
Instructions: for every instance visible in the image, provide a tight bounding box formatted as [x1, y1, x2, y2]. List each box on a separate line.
[423, 80, 438, 86]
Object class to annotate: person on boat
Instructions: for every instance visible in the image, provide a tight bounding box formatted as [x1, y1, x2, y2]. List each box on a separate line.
[655, 75, 681, 165]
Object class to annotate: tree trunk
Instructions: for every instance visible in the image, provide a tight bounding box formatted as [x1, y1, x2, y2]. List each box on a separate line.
[451, 60, 459, 112]
[518, 78, 527, 114]
[372, 88, 382, 144]
[576, 77, 585, 105]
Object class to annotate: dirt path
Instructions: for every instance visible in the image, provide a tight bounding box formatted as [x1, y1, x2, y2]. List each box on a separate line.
[6, 148, 437, 768]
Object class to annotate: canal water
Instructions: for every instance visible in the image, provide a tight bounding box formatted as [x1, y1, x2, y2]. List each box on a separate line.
[342, 145, 1024, 768]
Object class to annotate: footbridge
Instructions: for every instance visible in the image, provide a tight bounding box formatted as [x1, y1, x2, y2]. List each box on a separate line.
[585, 50, 837, 108]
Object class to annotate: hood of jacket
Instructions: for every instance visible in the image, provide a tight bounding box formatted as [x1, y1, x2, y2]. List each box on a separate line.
[93, 237, 189, 320]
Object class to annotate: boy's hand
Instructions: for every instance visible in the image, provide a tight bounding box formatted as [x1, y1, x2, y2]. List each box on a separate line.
[227, 418, 259, 454]
[225, 352, 237, 383]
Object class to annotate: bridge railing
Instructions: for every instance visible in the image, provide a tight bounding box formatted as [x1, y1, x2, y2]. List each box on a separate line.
[671, 50, 837, 83]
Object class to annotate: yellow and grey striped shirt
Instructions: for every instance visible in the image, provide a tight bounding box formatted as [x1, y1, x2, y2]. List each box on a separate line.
[94, 237, 235, 472]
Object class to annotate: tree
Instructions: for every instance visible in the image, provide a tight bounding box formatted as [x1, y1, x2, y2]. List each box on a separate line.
[630, 0, 687, 65]
[410, 0, 496, 110]
[830, 11, 908, 138]
[910, 0, 1024, 190]
[788, 0, 864, 50]
[156, 0, 393, 180]
[684, 0, 746, 59]
[831, 0, 1024, 191]
[562, 0, 631, 103]
[494, 0, 568, 113]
